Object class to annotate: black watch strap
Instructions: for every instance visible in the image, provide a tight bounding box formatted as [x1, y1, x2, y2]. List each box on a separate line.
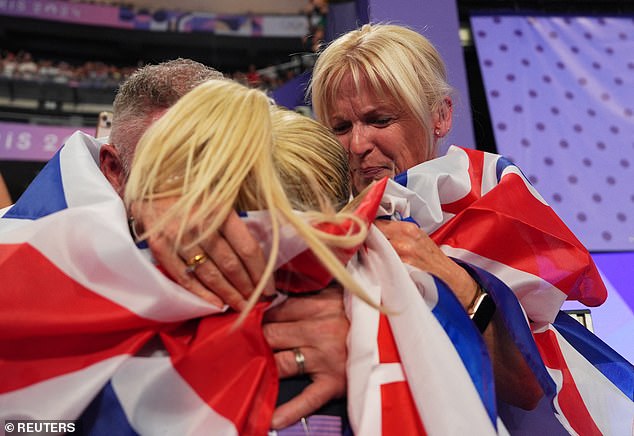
[468, 288, 496, 333]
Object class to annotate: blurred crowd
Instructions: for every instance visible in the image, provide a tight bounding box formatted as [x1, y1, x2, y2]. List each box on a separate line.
[0, 50, 136, 88]
[0, 49, 313, 94]
[0, 0, 327, 94]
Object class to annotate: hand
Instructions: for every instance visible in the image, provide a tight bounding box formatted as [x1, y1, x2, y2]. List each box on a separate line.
[130, 198, 274, 311]
[374, 221, 544, 409]
[374, 219, 477, 307]
[262, 285, 348, 429]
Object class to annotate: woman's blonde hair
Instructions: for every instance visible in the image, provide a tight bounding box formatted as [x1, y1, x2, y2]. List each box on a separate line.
[310, 23, 453, 161]
[271, 107, 350, 212]
[125, 79, 371, 313]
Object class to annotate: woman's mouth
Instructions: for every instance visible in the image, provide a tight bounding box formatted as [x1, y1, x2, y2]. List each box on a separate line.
[358, 165, 394, 179]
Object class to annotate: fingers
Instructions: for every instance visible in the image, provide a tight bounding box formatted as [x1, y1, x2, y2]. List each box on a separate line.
[263, 285, 343, 323]
[137, 202, 271, 311]
[221, 211, 275, 297]
[273, 348, 309, 379]
[374, 219, 478, 306]
[263, 321, 309, 352]
[147, 235, 224, 308]
[271, 378, 341, 429]
[180, 245, 248, 311]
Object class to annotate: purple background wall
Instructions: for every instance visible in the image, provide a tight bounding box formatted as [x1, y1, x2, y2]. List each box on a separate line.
[367, 0, 476, 155]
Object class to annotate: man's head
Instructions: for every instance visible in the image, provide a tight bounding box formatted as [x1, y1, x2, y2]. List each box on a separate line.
[100, 58, 224, 196]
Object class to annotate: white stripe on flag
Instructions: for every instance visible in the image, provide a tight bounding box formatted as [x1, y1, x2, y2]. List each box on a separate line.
[347, 227, 497, 436]
[112, 356, 238, 436]
[440, 246, 567, 325]
[550, 325, 634, 435]
[0, 355, 128, 421]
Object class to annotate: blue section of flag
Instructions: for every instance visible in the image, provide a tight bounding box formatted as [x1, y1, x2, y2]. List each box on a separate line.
[394, 170, 408, 187]
[77, 382, 139, 436]
[495, 156, 514, 182]
[4, 150, 67, 219]
[554, 310, 634, 401]
[460, 261, 558, 400]
[431, 276, 498, 426]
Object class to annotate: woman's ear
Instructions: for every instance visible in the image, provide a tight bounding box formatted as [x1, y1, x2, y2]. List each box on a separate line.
[433, 97, 453, 138]
[99, 143, 126, 197]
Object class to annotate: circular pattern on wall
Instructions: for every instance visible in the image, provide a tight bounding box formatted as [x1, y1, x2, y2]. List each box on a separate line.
[471, 15, 633, 250]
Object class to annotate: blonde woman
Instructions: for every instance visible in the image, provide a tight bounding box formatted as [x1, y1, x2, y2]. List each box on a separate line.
[270, 107, 350, 213]
[123, 81, 379, 434]
[124, 80, 374, 315]
[310, 23, 631, 435]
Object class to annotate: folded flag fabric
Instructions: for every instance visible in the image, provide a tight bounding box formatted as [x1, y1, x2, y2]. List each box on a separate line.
[2, 132, 631, 435]
[346, 145, 632, 435]
[0, 131, 383, 435]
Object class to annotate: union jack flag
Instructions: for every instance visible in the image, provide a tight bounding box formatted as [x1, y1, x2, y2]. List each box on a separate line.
[1, 133, 632, 435]
[0, 131, 381, 435]
[344, 146, 633, 435]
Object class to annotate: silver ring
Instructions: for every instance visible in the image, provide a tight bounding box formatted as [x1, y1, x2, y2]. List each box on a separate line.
[293, 348, 305, 375]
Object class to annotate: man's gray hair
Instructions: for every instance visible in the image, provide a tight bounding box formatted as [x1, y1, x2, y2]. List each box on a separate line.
[110, 58, 224, 175]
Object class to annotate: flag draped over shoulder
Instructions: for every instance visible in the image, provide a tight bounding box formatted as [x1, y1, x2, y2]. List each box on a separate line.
[3, 132, 632, 435]
[0, 131, 383, 435]
[345, 145, 633, 435]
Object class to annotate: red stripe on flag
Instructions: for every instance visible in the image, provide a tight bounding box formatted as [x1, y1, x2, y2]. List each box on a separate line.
[378, 314, 426, 435]
[0, 243, 161, 393]
[534, 330, 602, 436]
[162, 304, 277, 436]
[381, 381, 427, 436]
[275, 178, 387, 293]
[431, 174, 606, 306]
[441, 149, 483, 215]
[378, 314, 400, 363]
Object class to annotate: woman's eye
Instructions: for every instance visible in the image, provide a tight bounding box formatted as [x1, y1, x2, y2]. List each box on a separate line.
[372, 117, 392, 126]
[331, 122, 351, 134]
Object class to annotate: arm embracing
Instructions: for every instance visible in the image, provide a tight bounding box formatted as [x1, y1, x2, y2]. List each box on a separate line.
[375, 219, 543, 409]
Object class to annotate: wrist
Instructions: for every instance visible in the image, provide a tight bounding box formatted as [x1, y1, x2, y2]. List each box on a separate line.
[467, 283, 496, 333]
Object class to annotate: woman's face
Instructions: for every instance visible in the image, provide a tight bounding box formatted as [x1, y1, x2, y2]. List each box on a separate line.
[327, 73, 430, 194]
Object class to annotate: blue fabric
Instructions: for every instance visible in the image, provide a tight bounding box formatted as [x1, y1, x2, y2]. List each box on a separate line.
[458, 261, 558, 400]
[77, 382, 138, 436]
[394, 170, 408, 187]
[4, 150, 67, 219]
[431, 276, 498, 426]
[494, 155, 514, 182]
[554, 310, 634, 401]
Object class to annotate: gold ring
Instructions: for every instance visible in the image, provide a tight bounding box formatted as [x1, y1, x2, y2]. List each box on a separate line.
[185, 253, 207, 274]
[293, 348, 305, 375]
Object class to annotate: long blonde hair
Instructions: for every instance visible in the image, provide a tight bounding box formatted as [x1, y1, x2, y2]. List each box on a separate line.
[271, 107, 350, 212]
[125, 80, 372, 313]
[310, 23, 453, 161]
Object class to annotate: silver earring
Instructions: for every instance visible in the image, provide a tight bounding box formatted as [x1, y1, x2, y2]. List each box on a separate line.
[435, 128, 441, 136]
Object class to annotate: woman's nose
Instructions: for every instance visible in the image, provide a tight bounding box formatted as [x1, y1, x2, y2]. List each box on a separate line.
[348, 124, 373, 155]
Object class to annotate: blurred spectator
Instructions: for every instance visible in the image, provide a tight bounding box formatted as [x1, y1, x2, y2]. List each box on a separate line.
[0, 49, 135, 89]
[16, 52, 38, 80]
[303, 0, 327, 53]
[0, 173, 11, 209]
[246, 64, 262, 88]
